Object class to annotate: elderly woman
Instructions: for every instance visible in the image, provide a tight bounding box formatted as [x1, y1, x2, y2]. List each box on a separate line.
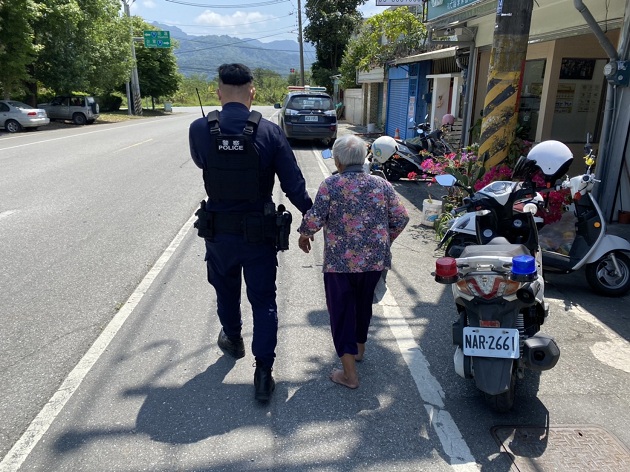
[298, 134, 409, 389]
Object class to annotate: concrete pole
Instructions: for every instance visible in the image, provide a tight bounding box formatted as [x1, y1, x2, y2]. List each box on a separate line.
[478, 0, 533, 168]
[298, 0, 305, 86]
[122, 0, 142, 116]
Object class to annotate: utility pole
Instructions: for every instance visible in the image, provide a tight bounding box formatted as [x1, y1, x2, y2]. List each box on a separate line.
[122, 0, 142, 116]
[297, 0, 305, 86]
[478, 0, 533, 168]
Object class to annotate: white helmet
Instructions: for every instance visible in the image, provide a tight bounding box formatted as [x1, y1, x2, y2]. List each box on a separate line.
[371, 136, 398, 164]
[513, 140, 573, 184]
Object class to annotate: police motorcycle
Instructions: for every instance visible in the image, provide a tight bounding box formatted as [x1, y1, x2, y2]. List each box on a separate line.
[439, 140, 630, 297]
[432, 140, 573, 412]
[368, 115, 455, 182]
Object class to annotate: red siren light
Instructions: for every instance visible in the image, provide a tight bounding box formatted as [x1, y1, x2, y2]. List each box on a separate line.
[434, 257, 459, 284]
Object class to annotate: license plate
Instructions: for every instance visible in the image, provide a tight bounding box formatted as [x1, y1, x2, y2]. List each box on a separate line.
[463, 327, 519, 359]
[304, 115, 318, 122]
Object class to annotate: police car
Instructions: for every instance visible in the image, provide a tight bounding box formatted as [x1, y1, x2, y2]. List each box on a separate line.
[274, 86, 337, 146]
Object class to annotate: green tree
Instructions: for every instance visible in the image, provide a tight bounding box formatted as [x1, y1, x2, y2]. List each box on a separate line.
[304, 0, 366, 92]
[175, 74, 218, 106]
[252, 68, 286, 104]
[32, 0, 131, 95]
[339, 7, 427, 89]
[0, 0, 38, 98]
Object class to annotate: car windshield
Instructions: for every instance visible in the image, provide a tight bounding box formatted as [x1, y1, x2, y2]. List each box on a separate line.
[7, 101, 33, 109]
[288, 96, 332, 111]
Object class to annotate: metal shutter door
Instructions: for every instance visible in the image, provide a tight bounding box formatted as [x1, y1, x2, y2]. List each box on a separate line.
[387, 78, 409, 139]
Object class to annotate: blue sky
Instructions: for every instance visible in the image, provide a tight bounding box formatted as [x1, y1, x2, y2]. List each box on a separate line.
[127, 0, 385, 43]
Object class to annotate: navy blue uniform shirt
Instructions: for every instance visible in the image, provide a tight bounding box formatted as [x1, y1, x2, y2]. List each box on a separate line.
[189, 102, 313, 215]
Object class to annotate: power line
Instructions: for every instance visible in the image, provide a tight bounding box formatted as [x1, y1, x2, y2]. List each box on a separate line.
[147, 12, 294, 30]
[164, 0, 290, 7]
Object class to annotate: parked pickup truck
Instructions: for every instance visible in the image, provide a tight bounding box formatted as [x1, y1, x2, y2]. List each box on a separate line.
[38, 95, 99, 125]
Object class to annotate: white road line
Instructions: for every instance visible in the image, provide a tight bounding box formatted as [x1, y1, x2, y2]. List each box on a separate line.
[0, 211, 197, 472]
[0, 118, 177, 151]
[113, 138, 154, 153]
[375, 283, 479, 471]
[0, 210, 17, 220]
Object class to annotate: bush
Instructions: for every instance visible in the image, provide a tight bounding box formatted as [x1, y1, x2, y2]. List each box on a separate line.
[97, 94, 123, 112]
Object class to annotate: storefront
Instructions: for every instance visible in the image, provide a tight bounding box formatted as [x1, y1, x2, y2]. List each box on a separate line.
[427, 0, 625, 167]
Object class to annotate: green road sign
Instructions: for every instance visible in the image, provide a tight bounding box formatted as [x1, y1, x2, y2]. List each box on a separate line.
[143, 30, 171, 48]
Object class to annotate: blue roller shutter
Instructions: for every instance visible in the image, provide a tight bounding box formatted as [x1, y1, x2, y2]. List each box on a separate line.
[387, 78, 409, 139]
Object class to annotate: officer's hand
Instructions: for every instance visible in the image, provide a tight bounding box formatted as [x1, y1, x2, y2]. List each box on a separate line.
[298, 234, 313, 253]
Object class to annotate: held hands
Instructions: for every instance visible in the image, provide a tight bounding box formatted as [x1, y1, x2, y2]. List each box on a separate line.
[298, 234, 314, 253]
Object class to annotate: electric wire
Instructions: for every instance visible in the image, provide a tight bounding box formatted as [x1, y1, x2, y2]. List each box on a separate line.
[164, 0, 290, 7]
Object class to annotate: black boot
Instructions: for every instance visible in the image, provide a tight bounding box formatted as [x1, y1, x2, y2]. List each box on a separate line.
[254, 364, 275, 402]
[217, 329, 245, 359]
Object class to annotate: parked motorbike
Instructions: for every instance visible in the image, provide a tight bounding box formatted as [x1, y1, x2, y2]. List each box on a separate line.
[432, 140, 573, 411]
[439, 140, 630, 297]
[367, 116, 454, 182]
[403, 116, 454, 157]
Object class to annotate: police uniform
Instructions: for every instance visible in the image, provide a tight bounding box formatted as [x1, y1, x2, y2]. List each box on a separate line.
[189, 102, 312, 369]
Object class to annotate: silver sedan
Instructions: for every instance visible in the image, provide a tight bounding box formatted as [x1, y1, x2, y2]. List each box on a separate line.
[0, 100, 50, 133]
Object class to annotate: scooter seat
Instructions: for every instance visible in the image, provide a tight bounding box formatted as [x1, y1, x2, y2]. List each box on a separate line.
[402, 141, 424, 153]
[459, 240, 530, 259]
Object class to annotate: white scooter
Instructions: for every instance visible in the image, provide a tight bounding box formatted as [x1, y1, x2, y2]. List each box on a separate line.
[439, 141, 630, 297]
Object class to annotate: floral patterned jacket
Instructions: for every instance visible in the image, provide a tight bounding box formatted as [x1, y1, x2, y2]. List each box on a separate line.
[298, 166, 409, 273]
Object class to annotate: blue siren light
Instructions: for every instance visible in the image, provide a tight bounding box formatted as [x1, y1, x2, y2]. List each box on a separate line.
[511, 254, 538, 282]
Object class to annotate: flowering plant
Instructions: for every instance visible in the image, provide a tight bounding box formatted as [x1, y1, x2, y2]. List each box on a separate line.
[408, 144, 494, 207]
[532, 172, 572, 224]
[407, 137, 570, 224]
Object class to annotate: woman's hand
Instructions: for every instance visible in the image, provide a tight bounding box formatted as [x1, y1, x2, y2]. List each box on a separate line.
[298, 234, 313, 253]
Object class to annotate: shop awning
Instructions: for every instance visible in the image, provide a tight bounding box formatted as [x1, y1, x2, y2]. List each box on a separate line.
[393, 46, 458, 66]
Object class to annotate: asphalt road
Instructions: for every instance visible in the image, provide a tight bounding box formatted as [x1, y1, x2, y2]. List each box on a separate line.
[1, 107, 630, 471]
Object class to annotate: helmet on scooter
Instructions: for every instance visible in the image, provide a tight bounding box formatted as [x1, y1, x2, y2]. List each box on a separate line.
[371, 136, 398, 164]
[512, 140, 573, 184]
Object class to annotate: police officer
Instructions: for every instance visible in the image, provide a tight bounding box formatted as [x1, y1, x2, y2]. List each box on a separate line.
[189, 63, 312, 402]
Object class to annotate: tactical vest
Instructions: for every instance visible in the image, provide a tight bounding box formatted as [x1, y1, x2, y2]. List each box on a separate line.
[203, 110, 273, 202]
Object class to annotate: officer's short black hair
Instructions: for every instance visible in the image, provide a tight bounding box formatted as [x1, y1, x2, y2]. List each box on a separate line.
[218, 63, 254, 86]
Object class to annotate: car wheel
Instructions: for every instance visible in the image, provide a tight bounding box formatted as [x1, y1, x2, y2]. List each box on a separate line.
[72, 113, 87, 125]
[5, 120, 22, 133]
[321, 137, 336, 147]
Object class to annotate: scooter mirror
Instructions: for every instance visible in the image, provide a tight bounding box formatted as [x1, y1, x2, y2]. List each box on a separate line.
[435, 174, 457, 187]
[322, 149, 333, 159]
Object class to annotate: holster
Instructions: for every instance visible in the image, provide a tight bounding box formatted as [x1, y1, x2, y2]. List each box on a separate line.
[194, 201, 214, 239]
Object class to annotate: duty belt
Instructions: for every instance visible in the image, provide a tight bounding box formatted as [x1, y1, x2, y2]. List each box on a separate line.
[210, 211, 274, 244]
[212, 212, 250, 234]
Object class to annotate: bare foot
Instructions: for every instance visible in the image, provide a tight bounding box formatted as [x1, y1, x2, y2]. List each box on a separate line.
[355, 343, 365, 362]
[329, 368, 358, 389]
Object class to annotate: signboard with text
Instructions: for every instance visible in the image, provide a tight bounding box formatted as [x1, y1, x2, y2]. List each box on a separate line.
[427, 0, 483, 21]
[375, 0, 423, 6]
[143, 30, 171, 48]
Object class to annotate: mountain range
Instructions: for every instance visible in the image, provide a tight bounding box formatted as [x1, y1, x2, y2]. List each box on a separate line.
[152, 23, 316, 78]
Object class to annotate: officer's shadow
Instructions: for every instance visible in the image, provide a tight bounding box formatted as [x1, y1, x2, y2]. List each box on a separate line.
[125, 356, 261, 444]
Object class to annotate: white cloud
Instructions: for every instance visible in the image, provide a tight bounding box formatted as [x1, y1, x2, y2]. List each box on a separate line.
[195, 10, 274, 31]
[142, 0, 156, 8]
